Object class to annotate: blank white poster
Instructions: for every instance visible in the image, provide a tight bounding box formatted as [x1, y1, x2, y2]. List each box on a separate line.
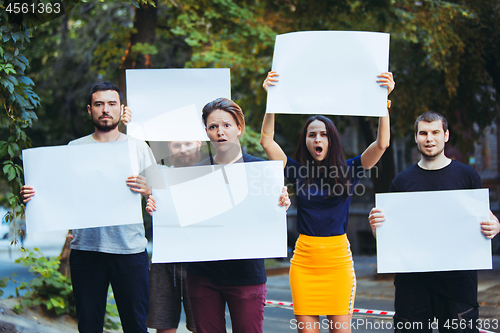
[126, 68, 231, 141]
[23, 142, 143, 233]
[151, 161, 287, 263]
[376, 189, 491, 273]
[267, 31, 390, 117]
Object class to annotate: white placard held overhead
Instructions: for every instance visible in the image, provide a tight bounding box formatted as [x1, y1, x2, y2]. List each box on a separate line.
[126, 68, 231, 142]
[267, 31, 390, 117]
[151, 161, 287, 263]
[22, 142, 143, 233]
[375, 189, 491, 273]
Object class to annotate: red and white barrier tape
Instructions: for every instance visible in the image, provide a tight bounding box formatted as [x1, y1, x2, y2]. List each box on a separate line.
[266, 300, 294, 308]
[265, 300, 496, 333]
[266, 300, 394, 316]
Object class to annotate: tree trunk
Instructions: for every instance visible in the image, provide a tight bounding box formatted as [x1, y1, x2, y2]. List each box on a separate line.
[118, 1, 157, 135]
[119, 0, 158, 103]
[58, 231, 72, 277]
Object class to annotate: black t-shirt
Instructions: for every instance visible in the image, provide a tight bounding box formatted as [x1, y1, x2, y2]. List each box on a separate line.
[390, 160, 482, 307]
[186, 153, 267, 286]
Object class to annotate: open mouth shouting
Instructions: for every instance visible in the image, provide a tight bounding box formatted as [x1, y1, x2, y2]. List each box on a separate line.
[315, 146, 323, 156]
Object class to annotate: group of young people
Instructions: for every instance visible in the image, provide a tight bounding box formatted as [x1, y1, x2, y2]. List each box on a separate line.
[20, 68, 499, 333]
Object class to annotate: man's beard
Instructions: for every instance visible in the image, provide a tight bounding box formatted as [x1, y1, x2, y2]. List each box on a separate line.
[170, 150, 200, 168]
[418, 145, 444, 160]
[93, 114, 119, 132]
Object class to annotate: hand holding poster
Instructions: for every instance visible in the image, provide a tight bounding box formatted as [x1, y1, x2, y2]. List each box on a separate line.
[22, 141, 144, 233]
[151, 161, 287, 263]
[375, 189, 491, 273]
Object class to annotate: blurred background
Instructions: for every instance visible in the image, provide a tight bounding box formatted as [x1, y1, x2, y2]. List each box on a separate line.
[2, 0, 500, 255]
[1, 1, 500, 331]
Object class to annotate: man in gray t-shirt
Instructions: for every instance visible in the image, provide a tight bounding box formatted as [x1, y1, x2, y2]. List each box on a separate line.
[21, 82, 154, 333]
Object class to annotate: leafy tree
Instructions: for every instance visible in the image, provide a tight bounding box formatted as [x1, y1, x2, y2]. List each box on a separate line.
[0, 0, 41, 243]
[22, 0, 278, 150]
[253, 0, 499, 190]
[25, 1, 137, 145]
[11, 0, 500, 195]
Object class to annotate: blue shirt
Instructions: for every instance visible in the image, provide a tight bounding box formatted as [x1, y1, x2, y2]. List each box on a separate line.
[186, 153, 267, 286]
[285, 155, 364, 236]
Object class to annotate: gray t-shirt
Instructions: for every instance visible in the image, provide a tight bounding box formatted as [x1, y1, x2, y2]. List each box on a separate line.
[68, 134, 154, 254]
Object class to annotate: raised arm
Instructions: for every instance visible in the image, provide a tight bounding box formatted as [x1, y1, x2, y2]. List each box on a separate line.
[260, 71, 287, 168]
[360, 72, 395, 170]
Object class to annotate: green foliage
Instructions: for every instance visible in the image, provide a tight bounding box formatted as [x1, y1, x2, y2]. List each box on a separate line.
[92, 22, 135, 76]
[23, 1, 136, 145]
[0, 0, 40, 246]
[11, 0, 500, 179]
[170, 0, 277, 124]
[104, 289, 121, 330]
[12, 249, 74, 316]
[131, 42, 158, 56]
[382, 0, 499, 154]
[0, 276, 8, 298]
[9, 248, 120, 329]
[240, 126, 265, 158]
[249, 0, 500, 161]
[264, 258, 283, 268]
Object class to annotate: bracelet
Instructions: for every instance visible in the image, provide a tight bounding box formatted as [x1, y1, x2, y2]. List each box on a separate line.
[387, 100, 392, 109]
[261, 131, 274, 137]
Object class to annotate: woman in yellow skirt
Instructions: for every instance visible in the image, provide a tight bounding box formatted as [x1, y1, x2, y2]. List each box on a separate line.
[261, 71, 394, 332]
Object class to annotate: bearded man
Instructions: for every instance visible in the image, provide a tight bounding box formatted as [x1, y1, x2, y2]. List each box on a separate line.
[21, 82, 154, 333]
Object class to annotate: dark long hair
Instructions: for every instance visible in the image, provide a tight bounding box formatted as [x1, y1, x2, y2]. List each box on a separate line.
[294, 115, 351, 198]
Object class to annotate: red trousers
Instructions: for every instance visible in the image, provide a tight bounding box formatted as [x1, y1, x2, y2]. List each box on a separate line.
[186, 273, 267, 333]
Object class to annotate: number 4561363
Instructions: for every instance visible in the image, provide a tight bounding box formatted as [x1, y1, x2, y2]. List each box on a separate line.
[5, 2, 61, 14]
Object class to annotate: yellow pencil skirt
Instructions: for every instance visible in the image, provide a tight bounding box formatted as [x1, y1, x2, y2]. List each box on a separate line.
[290, 233, 356, 315]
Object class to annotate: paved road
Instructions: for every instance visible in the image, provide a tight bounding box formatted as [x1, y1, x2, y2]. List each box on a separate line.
[166, 256, 500, 333]
[162, 258, 399, 333]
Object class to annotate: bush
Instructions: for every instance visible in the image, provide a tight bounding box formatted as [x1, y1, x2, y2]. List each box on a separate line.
[6, 248, 120, 330]
[12, 248, 73, 316]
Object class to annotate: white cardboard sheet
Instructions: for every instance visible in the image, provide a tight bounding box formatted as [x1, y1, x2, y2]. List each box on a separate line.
[151, 161, 287, 263]
[267, 31, 390, 116]
[126, 68, 231, 141]
[375, 189, 491, 273]
[22, 142, 143, 233]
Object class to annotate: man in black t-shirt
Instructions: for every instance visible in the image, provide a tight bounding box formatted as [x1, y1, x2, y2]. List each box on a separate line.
[369, 111, 499, 333]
